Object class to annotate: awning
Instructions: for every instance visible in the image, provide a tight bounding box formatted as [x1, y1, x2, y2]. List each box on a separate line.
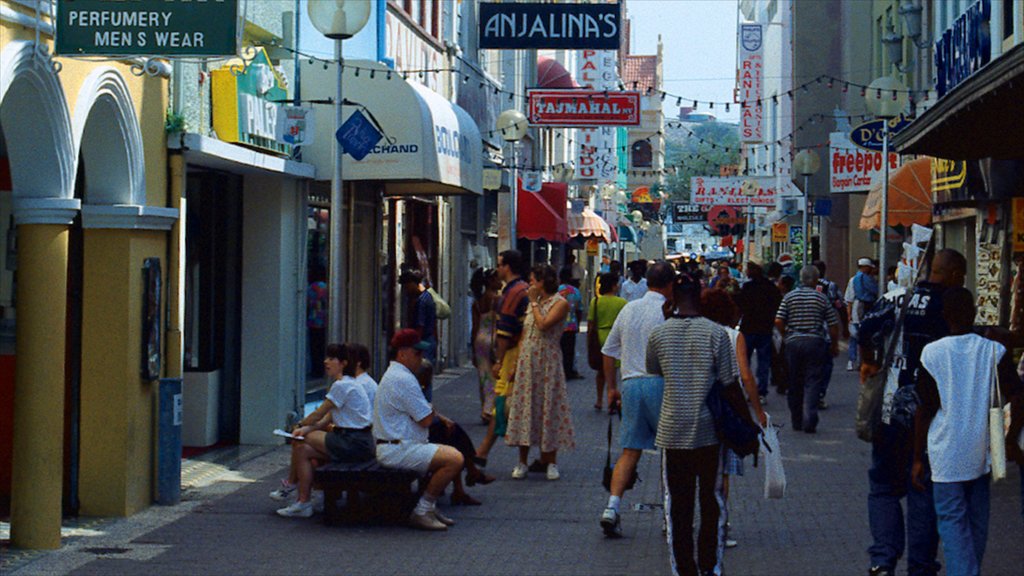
[170, 132, 316, 178]
[303, 60, 482, 195]
[518, 181, 568, 242]
[859, 158, 933, 230]
[891, 43, 1024, 160]
[568, 207, 613, 243]
[537, 56, 578, 89]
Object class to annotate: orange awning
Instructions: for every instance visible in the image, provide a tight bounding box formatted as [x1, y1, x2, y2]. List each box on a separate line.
[568, 207, 613, 243]
[859, 157, 933, 230]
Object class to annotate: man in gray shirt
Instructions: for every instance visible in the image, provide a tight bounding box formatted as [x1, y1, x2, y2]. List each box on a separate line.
[647, 274, 737, 576]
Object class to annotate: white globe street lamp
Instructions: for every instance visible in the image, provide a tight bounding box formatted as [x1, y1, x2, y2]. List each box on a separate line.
[865, 76, 909, 295]
[307, 0, 371, 344]
[793, 148, 820, 267]
[497, 109, 527, 249]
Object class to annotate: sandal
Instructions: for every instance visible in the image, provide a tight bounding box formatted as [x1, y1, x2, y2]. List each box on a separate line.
[451, 492, 482, 506]
[465, 470, 495, 486]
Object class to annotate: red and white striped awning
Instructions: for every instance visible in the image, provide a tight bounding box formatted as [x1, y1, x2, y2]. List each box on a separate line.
[567, 207, 613, 243]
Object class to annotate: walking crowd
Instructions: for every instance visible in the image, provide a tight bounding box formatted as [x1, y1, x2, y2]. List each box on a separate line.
[270, 248, 1024, 576]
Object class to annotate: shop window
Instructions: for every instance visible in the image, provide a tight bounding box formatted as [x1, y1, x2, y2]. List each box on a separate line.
[632, 140, 653, 168]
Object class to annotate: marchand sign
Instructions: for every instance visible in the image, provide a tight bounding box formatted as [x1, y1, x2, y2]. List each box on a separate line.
[479, 2, 620, 50]
[528, 90, 640, 127]
[56, 0, 238, 57]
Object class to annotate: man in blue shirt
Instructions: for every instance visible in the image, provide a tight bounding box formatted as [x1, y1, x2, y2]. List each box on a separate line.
[399, 269, 437, 399]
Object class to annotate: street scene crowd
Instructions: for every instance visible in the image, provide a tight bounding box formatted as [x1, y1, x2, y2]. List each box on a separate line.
[272, 248, 1024, 576]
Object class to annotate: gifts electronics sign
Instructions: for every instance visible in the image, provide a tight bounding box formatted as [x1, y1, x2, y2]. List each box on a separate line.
[56, 0, 238, 57]
[691, 176, 800, 207]
[528, 90, 640, 127]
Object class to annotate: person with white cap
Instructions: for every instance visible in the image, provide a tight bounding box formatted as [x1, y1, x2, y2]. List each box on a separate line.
[844, 258, 878, 371]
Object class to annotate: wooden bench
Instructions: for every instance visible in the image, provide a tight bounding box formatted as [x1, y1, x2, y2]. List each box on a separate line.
[314, 460, 423, 525]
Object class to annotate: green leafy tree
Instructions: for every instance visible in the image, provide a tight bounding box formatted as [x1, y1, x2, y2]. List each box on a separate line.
[662, 121, 741, 203]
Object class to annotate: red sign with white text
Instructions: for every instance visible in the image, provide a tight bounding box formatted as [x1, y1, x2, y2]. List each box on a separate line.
[528, 89, 640, 126]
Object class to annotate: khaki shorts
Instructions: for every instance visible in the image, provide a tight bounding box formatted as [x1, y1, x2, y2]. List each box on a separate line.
[375, 442, 440, 475]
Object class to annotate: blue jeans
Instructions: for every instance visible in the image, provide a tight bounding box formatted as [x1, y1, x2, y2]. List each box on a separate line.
[819, 352, 834, 400]
[933, 476, 990, 576]
[742, 332, 772, 396]
[867, 427, 940, 574]
[849, 322, 860, 366]
[784, 337, 827, 429]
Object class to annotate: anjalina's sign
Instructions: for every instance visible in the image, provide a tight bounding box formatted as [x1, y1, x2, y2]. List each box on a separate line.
[527, 90, 640, 127]
[479, 2, 620, 50]
[56, 0, 238, 57]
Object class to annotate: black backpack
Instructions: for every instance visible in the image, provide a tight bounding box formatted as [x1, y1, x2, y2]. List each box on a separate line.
[706, 378, 761, 460]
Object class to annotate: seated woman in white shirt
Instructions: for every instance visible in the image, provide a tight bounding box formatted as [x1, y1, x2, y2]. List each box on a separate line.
[273, 342, 375, 518]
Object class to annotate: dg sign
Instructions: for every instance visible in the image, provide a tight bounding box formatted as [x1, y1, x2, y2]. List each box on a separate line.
[56, 0, 238, 57]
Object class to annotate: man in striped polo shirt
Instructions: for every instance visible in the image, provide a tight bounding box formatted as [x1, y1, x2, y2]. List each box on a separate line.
[775, 265, 840, 433]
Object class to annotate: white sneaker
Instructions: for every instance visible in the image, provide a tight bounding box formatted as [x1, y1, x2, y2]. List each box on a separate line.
[546, 463, 560, 480]
[269, 480, 297, 501]
[512, 463, 528, 479]
[431, 509, 455, 526]
[276, 500, 313, 518]
[311, 491, 324, 513]
[846, 360, 855, 371]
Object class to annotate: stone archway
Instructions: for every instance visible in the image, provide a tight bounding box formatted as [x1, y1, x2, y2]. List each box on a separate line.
[72, 67, 145, 206]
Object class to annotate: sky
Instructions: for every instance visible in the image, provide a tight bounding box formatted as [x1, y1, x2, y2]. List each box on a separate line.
[626, 0, 740, 123]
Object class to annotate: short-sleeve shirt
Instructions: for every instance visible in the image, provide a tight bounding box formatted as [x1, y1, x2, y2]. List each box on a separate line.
[326, 377, 373, 429]
[588, 296, 627, 344]
[408, 290, 437, 361]
[354, 372, 378, 409]
[601, 291, 666, 380]
[558, 283, 582, 332]
[775, 286, 839, 341]
[496, 278, 529, 343]
[373, 361, 433, 444]
[647, 316, 737, 450]
[620, 278, 648, 302]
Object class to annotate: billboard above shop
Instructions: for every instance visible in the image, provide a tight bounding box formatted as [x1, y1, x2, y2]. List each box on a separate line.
[691, 176, 799, 207]
[527, 90, 640, 127]
[56, 0, 238, 57]
[673, 204, 709, 223]
[479, 2, 620, 50]
[830, 131, 900, 193]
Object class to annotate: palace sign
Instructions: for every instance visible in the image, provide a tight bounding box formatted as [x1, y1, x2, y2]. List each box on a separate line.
[479, 2, 620, 50]
[527, 90, 640, 127]
[56, 0, 238, 57]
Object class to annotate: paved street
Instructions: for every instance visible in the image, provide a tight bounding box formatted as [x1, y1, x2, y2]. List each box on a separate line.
[5, 339, 1023, 576]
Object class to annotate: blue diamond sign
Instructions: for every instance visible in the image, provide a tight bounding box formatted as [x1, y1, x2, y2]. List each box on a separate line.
[335, 110, 382, 161]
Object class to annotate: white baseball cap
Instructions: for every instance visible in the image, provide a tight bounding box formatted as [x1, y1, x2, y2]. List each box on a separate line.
[857, 258, 874, 267]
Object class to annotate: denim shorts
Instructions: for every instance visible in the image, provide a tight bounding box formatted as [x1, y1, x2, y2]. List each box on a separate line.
[620, 376, 664, 450]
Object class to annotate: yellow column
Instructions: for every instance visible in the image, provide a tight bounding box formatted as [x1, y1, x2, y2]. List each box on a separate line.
[10, 224, 69, 550]
[166, 153, 185, 379]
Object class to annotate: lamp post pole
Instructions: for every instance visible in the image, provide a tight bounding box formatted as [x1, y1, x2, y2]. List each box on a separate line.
[879, 124, 889, 296]
[802, 174, 810, 267]
[864, 75, 907, 295]
[328, 39, 346, 343]
[510, 142, 518, 247]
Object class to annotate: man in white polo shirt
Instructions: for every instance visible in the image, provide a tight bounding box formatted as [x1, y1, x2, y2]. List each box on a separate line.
[598, 261, 676, 537]
[374, 329, 464, 531]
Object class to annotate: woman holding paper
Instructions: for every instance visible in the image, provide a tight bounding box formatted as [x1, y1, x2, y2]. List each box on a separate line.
[272, 343, 375, 518]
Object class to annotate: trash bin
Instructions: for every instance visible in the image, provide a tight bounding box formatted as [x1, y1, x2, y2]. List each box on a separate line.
[157, 377, 183, 505]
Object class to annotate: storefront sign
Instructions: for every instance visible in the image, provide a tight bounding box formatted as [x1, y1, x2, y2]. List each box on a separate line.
[935, 0, 991, 98]
[576, 50, 619, 182]
[830, 131, 899, 193]
[849, 116, 912, 152]
[521, 171, 543, 193]
[275, 106, 314, 147]
[789, 226, 804, 254]
[527, 90, 640, 127]
[211, 48, 289, 155]
[673, 204, 707, 223]
[691, 176, 799, 207]
[707, 205, 744, 237]
[771, 222, 789, 243]
[479, 2, 620, 50]
[386, 11, 444, 93]
[56, 0, 238, 57]
[738, 24, 764, 143]
[483, 169, 502, 191]
[336, 110, 383, 162]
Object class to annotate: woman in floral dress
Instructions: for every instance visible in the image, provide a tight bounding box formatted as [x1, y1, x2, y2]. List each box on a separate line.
[505, 264, 575, 481]
[471, 267, 501, 423]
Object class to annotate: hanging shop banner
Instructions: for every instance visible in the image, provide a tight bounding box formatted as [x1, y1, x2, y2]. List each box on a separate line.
[935, 0, 991, 98]
[691, 176, 800, 207]
[830, 131, 899, 193]
[771, 222, 789, 243]
[483, 169, 503, 191]
[211, 48, 290, 155]
[576, 50, 619, 182]
[336, 110, 383, 162]
[737, 23, 764, 143]
[56, 0, 238, 57]
[848, 116, 913, 152]
[275, 106, 314, 147]
[789, 226, 804, 255]
[479, 2, 620, 50]
[673, 204, 708, 223]
[521, 171, 543, 193]
[527, 90, 640, 127]
[707, 205, 745, 238]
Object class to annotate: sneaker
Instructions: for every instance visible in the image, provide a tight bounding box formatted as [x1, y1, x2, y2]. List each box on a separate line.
[408, 511, 447, 531]
[512, 463, 528, 479]
[868, 566, 894, 576]
[276, 500, 313, 518]
[846, 360, 855, 371]
[311, 491, 324, 514]
[600, 507, 622, 538]
[818, 398, 829, 410]
[269, 480, 297, 501]
[724, 538, 738, 548]
[546, 463, 560, 481]
[431, 509, 455, 526]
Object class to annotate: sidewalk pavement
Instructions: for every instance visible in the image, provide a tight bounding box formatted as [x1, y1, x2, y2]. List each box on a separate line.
[4, 339, 1023, 575]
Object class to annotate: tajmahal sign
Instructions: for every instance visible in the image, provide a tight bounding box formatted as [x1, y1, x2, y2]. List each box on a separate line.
[527, 90, 640, 127]
[56, 0, 238, 57]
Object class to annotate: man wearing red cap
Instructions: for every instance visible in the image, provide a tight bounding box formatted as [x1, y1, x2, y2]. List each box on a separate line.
[374, 328, 464, 531]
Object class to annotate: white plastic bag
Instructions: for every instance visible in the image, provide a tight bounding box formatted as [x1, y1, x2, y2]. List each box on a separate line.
[761, 415, 786, 499]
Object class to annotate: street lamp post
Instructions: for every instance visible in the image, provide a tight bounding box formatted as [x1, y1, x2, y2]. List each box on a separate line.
[865, 76, 909, 295]
[497, 109, 527, 250]
[307, 0, 371, 345]
[793, 149, 821, 267]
